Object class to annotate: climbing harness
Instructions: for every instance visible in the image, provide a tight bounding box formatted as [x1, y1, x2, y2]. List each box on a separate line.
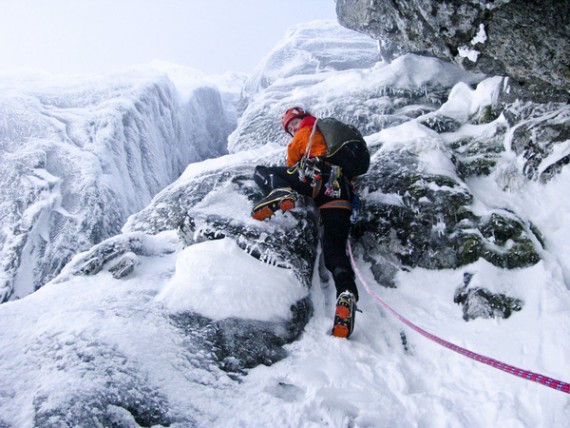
[294, 157, 322, 187]
[294, 120, 345, 198]
[347, 240, 570, 395]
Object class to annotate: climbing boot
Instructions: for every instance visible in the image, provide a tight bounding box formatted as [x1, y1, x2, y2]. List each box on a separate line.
[332, 290, 357, 339]
[251, 188, 297, 221]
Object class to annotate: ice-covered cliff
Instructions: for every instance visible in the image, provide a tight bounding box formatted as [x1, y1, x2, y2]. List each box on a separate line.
[0, 66, 245, 301]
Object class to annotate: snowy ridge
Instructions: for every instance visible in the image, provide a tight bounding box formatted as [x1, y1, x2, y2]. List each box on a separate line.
[243, 20, 380, 96]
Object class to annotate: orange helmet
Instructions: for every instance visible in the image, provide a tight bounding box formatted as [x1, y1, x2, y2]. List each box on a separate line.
[282, 106, 309, 134]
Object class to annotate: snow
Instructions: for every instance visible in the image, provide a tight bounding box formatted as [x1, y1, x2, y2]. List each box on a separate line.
[458, 45, 481, 63]
[244, 20, 380, 94]
[157, 238, 307, 322]
[472, 24, 488, 46]
[1, 19, 569, 428]
[457, 22, 487, 63]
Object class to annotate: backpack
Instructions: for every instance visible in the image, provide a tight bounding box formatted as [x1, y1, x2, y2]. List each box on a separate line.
[316, 117, 370, 180]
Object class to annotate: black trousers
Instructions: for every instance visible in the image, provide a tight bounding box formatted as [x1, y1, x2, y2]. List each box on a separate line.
[254, 164, 359, 300]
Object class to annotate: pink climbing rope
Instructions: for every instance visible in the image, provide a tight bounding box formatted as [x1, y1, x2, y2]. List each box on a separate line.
[347, 241, 570, 394]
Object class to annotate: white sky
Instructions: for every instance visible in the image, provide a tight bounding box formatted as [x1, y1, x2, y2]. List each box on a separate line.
[0, 0, 337, 75]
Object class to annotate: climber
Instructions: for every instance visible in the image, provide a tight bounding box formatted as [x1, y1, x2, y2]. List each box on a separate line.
[251, 106, 359, 339]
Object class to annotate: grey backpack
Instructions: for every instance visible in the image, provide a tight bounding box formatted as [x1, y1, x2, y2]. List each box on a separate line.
[316, 117, 370, 179]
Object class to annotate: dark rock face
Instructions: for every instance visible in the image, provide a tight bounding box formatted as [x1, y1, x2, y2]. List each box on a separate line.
[336, 0, 570, 96]
[172, 300, 312, 375]
[352, 150, 541, 288]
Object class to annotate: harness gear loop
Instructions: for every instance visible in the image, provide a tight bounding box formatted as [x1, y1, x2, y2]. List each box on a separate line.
[324, 165, 343, 198]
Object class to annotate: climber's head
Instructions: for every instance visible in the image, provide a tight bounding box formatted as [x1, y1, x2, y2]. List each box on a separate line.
[282, 106, 309, 135]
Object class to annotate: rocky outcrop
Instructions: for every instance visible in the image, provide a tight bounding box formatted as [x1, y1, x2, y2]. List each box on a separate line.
[352, 148, 542, 289]
[336, 0, 570, 98]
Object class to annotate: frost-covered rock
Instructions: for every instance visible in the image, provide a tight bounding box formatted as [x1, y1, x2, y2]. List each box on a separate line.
[229, 51, 485, 153]
[22, 142, 319, 423]
[56, 145, 318, 370]
[454, 272, 523, 321]
[352, 150, 541, 287]
[13, 147, 316, 425]
[504, 102, 570, 183]
[243, 20, 380, 96]
[348, 76, 545, 291]
[0, 68, 239, 301]
[124, 148, 319, 287]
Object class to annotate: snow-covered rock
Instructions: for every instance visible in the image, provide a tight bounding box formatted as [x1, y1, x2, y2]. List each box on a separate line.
[229, 50, 486, 153]
[0, 67, 242, 301]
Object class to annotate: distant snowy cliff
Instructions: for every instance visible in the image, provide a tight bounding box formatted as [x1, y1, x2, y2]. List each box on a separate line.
[0, 67, 244, 301]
